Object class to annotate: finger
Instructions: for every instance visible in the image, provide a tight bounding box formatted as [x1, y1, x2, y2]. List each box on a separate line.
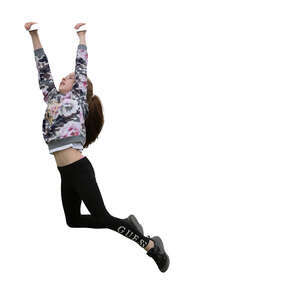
[75, 22, 86, 29]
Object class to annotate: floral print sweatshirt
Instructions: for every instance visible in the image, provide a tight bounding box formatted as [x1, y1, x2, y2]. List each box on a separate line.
[34, 44, 88, 153]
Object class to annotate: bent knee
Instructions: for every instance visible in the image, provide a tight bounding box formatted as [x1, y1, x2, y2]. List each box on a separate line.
[66, 218, 79, 228]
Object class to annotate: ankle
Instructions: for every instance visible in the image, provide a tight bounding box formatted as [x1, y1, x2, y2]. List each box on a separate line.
[145, 239, 155, 251]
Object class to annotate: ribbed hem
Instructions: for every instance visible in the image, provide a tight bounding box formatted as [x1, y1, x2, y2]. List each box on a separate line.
[78, 44, 87, 50]
[47, 135, 86, 151]
[34, 48, 44, 56]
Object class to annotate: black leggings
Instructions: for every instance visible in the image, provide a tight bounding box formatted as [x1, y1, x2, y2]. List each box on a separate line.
[57, 156, 151, 249]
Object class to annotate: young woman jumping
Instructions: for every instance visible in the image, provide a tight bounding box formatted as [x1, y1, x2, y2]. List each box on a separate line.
[25, 21, 170, 272]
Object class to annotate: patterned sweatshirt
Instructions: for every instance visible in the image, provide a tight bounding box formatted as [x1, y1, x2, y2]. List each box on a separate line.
[34, 44, 88, 153]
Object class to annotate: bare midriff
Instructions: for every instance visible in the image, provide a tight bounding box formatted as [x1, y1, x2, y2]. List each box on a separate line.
[53, 147, 85, 167]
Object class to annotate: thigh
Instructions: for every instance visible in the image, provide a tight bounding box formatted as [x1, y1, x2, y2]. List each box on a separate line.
[74, 172, 110, 219]
[60, 179, 82, 221]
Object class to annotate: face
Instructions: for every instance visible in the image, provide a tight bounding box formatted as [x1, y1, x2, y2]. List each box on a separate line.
[59, 72, 75, 95]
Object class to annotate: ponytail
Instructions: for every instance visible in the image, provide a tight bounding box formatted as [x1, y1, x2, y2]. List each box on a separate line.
[83, 78, 104, 148]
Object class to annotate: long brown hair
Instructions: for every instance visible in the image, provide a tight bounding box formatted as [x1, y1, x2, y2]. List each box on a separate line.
[83, 77, 104, 148]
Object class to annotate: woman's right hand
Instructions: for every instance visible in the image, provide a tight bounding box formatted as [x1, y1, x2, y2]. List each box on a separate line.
[24, 22, 38, 32]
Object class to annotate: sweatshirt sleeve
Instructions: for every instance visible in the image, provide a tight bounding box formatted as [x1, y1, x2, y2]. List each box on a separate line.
[72, 44, 88, 117]
[34, 48, 57, 103]
[73, 44, 88, 95]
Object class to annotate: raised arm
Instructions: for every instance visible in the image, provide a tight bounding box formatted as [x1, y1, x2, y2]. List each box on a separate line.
[27, 24, 57, 103]
[72, 24, 88, 118]
[72, 27, 88, 98]
[72, 43, 88, 97]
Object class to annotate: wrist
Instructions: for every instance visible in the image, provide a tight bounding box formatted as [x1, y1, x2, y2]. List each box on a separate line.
[78, 32, 86, 38]
[30, 30, 38, 36]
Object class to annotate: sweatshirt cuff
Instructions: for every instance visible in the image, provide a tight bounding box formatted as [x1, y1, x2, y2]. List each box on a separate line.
[34, 48, 45, 56]
[78, 44, 87, 50]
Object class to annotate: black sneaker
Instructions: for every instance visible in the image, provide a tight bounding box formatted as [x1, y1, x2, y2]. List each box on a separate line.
[146, 236, 170, 272]
[125, 214, 144, 235]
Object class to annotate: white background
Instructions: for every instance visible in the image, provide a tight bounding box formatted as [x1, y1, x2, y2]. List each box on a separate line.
[1, 0, 300, 299]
